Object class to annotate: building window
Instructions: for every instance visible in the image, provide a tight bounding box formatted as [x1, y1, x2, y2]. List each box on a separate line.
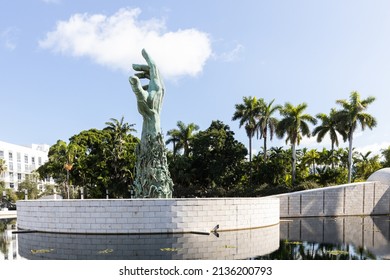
[24, 155, 28, 164]
[10, 183, 14, 189]
[9, 152, 13, 161]
[25, 164, 29, 172]
[17, 163, 21, 171]
[9, 162, 13, 171]
[0, 150, 4, 158]
[17, 152, 21, 162]
[38, 157, 42, 166]
[32, 157, 35, 164]
[9, 172, 14, 181]
[17, 173, 22, 182]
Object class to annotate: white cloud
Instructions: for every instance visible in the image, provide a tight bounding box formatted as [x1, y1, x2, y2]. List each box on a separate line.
[354, 141, 390, 156]
[1, 27, 18, 50]
[216, 44, 244, 62]
[39, 8, 212, 79]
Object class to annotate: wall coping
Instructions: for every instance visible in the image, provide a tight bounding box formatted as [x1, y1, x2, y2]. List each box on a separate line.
[273, 181, 379, 197]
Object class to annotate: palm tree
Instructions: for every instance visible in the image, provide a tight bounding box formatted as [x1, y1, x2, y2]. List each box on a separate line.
[303, 149, 320, 175]
[0, 159, 7, 176]
[232, 96, 262, 162]
[276, 102, 317, 184]
[0, 159, 7, 188]
[104, 116, 136, 155]
[355, 151, 382, 180]
[166, 130, 181, 158]
[335, 92, 377, 183]
[257, 99, 281, 160]
[313, 108, 347, 168]
[166, 121, 199, 157]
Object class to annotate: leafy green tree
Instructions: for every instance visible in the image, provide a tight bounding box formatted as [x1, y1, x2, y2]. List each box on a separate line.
[17, 175, 39, 200]
[103, 117, 138, 197]
[354, 151, 382, 181]
[166, 121, 199, 157]
[69, 127, 138, 198]
[170, 120, 247, 197]
[336, 92, 377, 183]
[190, 121, 247, 197]
[316, 166, 348, 187]
[313, 108, 348, 168]
[302, 149, 320, 175]
[37, 140, 68, 184]
[252, 147, 291, 188]
[257, 99, 281, 160]
[276, 102, 317, 185]
[38, 118, 139, 198]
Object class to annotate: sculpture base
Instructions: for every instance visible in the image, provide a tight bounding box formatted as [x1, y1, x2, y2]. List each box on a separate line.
[16, 197, 279, 234]
[133, 134, 173, 198]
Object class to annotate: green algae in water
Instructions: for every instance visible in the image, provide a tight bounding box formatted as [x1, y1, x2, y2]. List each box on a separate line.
[327, 250, 349, 256]
[98, 249, 114, 254]
[30, 249, 54, 255]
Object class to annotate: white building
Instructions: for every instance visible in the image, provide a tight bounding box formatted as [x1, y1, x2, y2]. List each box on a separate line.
[0, 140, 54, 191]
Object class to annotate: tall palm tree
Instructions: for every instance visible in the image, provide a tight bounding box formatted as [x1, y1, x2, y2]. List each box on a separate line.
[257, 99, 281, 160]
[166, 121, 199, 157]
[335, 92, 377, 183]
[104, 117, 136, 154]
[276, 102, 317, 184]
[166, 130, 181, 158]
[232, 96, 262, 162]
[313, 108, 347, 168]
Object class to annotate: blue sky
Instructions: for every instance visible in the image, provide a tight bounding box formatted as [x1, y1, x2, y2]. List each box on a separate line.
[1, 0, 389, 156]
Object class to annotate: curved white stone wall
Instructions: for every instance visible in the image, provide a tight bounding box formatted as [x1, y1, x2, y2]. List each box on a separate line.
[16, 197, 279, 234]
[276, 181, 390, 218]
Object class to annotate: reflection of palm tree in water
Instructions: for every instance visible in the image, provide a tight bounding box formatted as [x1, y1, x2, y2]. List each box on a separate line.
[258, 240, 377, 260]
[0, 220, 10, 259]
[256, 216, 388, 260]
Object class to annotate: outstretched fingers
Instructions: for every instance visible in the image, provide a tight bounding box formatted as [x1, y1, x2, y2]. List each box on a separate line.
[142, 49, 159, 80]
[132, 64, 149, 72]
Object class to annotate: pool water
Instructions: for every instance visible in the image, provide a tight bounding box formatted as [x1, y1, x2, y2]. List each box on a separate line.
[1, 215, 389, 260]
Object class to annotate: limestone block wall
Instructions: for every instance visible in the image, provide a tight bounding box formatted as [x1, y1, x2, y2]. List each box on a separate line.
[276, 181, 390, 218]
[16, 197, 279, 234]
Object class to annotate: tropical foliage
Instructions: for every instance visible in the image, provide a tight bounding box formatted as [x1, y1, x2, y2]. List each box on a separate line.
[4, 91, 380, 200]
[276, 102, 317, 184]
[37, 117, 139, 199]
[335, 92, 377, 182]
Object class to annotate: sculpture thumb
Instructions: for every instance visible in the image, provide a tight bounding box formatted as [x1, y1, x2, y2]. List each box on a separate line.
[129, 76, 145, 98]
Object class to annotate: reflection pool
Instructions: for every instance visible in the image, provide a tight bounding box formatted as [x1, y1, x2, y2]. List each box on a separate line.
[1, 215, 390, 260]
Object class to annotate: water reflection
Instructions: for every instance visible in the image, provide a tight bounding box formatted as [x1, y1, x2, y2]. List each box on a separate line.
[16, 224, 279, 260]
[0, 219, 18, 260]
[259, 215, 390, 260]
[2, 215, 390, 260]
